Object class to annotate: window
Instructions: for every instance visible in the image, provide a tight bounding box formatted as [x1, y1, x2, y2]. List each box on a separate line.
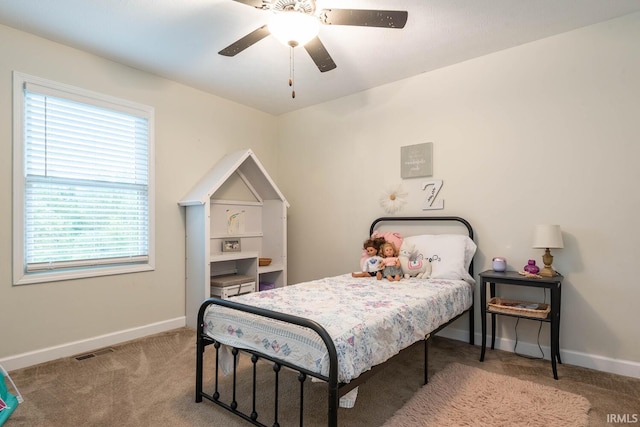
[13, 72, 155, 285]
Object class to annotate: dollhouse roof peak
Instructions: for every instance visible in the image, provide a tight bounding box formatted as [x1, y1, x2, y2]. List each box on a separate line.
[179, 149, 289, 207]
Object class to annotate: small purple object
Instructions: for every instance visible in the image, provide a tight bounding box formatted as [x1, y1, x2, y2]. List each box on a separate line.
[259, 282, 275, 291]
[492, 257, 507, 272]
[524, 259, 539, 274]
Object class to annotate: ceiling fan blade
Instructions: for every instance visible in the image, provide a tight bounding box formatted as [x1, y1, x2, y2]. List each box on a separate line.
[218, 25, 270, 56]
[231, 0, 270, 9]
[320, 9, 408, 29]
[304, 36, 336, 73]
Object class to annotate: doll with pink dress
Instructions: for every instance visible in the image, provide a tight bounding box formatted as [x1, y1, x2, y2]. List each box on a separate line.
[378, 242, 402, 281]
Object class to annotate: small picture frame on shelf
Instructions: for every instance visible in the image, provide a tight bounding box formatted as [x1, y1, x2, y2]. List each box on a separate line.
[222, 239, 241, 252]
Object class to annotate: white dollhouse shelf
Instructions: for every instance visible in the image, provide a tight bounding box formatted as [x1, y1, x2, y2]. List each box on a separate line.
[179, 149, 289, 329]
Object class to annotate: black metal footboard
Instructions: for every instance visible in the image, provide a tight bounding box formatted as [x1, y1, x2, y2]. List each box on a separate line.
[195, 298, 473, 427]
[196, 297, 341, 427]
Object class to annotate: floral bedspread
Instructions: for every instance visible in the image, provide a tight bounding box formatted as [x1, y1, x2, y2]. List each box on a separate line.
[204, 274, 473, 383]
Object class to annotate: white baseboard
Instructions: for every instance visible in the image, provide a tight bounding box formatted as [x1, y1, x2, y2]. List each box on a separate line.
[0, 317, 186, 372]
[4, 319, 638, 380]
[436, 327, 640, 379]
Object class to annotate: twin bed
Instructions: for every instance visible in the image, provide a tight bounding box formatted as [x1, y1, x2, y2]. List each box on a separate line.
[195, 216, 476, 426]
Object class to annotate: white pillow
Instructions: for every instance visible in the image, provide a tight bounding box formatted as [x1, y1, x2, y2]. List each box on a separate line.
[402, 234, 476, 283]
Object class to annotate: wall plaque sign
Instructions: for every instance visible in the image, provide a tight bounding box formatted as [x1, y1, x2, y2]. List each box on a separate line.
[401, 142, 433, 179]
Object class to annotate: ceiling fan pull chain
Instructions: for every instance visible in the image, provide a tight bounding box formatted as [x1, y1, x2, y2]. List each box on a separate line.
[289, 44, 296, 98]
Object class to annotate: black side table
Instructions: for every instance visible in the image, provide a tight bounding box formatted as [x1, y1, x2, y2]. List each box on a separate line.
[479, 270, 564, 379]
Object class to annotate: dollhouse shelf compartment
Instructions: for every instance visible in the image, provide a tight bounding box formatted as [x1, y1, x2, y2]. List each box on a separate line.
[211, 252, 259, 262]
[210, 233, 264, 238]
[259, 263, 284, 274]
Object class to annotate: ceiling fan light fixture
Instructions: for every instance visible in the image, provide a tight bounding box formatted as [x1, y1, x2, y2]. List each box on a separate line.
[269, 11, 319, 47]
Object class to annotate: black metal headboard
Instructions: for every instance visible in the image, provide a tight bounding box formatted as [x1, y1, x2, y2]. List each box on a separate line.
[369, 216, 475, 276]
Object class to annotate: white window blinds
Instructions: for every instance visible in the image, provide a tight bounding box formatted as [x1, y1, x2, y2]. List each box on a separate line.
[22, 81, 151, 273]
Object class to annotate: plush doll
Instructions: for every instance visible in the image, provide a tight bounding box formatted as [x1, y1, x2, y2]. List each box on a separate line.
[398, 241, 431, 279]
[379, 242, 402, 281]
[352, 237, 386, 278]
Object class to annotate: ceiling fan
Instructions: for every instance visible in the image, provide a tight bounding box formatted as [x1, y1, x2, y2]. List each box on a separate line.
[219, 0, 408, 73]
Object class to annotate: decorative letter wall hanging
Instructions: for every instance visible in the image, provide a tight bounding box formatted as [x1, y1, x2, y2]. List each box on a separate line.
[422, 180, 444, 210]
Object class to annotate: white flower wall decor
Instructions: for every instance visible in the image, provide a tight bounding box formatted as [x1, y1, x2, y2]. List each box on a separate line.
[380, 185, 408, 214]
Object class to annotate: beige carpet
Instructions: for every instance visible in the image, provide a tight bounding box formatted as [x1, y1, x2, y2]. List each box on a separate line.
[383, 363, 590, 427]
[5, 328, 639, 426]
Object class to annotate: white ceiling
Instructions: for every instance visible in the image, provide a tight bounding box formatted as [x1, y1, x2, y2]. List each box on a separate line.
[2, 0, 640, 115]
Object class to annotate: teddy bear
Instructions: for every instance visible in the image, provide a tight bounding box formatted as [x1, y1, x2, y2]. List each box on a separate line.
[398, 241, 431, 279]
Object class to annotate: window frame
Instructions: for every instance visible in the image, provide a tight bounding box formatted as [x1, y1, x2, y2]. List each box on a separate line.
[12, 71, 155, 285]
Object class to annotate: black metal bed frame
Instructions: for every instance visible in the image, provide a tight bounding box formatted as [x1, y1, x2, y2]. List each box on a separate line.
[195, 216, 475, 427]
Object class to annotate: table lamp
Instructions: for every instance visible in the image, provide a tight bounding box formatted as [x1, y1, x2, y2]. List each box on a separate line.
[532, 225, 564, 277]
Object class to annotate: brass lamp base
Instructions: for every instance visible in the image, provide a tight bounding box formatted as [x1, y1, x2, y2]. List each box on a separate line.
[539, 266, 557, 277]
[539, 248, 557, 277]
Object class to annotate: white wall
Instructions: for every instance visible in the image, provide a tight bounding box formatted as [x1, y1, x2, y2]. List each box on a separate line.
[0, 24, 278, 368]
[276, 13, 640, 377]
[2, 12, 639, 378]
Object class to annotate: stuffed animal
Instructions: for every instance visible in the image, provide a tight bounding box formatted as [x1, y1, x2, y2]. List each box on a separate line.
[398, 242, 431, 279]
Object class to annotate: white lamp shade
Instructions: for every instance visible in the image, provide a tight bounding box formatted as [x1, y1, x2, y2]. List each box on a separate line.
[532, 225, 564, 249]
[269, 11, 319, 47]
